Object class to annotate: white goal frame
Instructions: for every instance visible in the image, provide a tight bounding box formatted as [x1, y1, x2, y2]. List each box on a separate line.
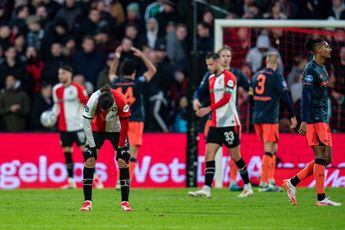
[213, 19, 345, 188]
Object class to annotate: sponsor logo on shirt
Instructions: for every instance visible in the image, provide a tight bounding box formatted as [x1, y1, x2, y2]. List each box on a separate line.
[84, 106, 89, 112]
[123, 104, 129, 112]
[305, 75, 313, 83]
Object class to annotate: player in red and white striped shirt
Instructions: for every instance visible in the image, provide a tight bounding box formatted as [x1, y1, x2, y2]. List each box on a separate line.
[52, 65, 91, 189]
[188, 53, 253, 198]
[80, 86, 132, 212]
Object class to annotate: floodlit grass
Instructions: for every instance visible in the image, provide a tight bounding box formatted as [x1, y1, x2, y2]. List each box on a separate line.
[1, 188, 344, 229]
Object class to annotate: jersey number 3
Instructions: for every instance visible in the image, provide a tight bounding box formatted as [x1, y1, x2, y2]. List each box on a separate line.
[255, 74, 266, 95]
[116, 87, 136, 105]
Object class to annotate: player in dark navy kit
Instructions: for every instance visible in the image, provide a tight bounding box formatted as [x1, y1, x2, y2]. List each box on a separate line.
[249, 52, 297, 192]
[193, 46, 250, 192]
[109, 46, 157, 185]
[283, 39, 341, 206]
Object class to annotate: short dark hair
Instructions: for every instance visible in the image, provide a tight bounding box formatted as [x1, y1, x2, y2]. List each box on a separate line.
[98, 85, 114, 111]
[121, 59, 137, 76]
[59, 64, 74, 74]
[206, 52, 220, 60]
[304, 38, 326, 53]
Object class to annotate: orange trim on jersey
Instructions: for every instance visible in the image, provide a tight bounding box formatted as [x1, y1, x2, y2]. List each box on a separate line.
[128, 122, 144, 146]
[306, 122, 332, 146]
[203, 120, 212, 137]
[254, 124, 279, 143]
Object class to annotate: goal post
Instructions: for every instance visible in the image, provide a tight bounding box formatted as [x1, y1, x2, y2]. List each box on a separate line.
[213, 19, 345, 188]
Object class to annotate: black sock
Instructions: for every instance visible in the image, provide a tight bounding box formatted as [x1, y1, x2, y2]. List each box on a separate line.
[235, 158, 250, 184]
[290, 176, 301, 187]
[205, 161, 215, 187]
[317, 193, 326, 201]
[129, 157, 137, 163]
[264, 152, 273, 157]
[64, 151, 73, 178]
[83, 167, 95, 201]
[120, 168, 130, 202]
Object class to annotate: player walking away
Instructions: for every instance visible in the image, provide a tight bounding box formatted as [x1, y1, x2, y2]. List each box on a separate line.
[109, 46, 157, 186]
[80, 86, 132, 212]
[249, 52, 297, 192]
[282, 39, 342, 206]
[189, 53, 253, 198]
[193, 46, 250, 192]
[52, 65, 103, 189]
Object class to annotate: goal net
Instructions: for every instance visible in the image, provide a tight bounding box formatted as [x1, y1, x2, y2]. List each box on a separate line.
[212, 19, 345, 187]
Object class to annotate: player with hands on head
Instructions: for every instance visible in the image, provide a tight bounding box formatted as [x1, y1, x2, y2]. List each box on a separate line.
[109, 45, 156, 186]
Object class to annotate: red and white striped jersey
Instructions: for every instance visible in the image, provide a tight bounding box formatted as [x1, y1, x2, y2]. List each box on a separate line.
[209, 70, 240, 127]
[52, 82, 88, 131]
[82, 89, 130, 132]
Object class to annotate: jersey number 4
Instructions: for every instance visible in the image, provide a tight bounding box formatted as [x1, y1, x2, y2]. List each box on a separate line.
[255, 74, 266, 95]
[116, 87, 136, 105]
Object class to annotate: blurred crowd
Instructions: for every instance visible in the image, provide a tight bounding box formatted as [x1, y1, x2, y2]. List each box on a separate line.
[0, 0, 344, 133]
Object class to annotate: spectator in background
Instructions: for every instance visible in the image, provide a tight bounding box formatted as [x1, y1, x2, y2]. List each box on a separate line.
[109, 0, 125, 29]
[35, 4, 50, 29]
[11, 5, 30, 34]
[145, 0, 164, 22]
[73, 36, 105, 88]
[155, 0, 177, 38]
[0, 75, 30, 132]
[41, 42, 65, 85]
[197, 22, 213, 56]
[240, 2, 262, 19]
[54, 0, 81, 31]
[0, 46, 27, 90]
[145, 42, 170, 132]
[245, 34, 284, 75]
[166, 23, 189, 73]
[25, 15, 44, 51]
[140, 17, 159, 49]
[126, 2, 145, 34]
[75, 7, 102, 44]
[263, 0, 288, 19]
[13, 33, 26, 62]
[97, 52, 114, 89]
[0, 23, 11, 50]
[327, 0, 345, 20]
[124, 23, 141, 48]
[25, 46, 44, 96]
[94, 26, 120, 59]
[30, 82, 53, 131]
[202, 10, 215, 36]
[42, 19, 69, 59]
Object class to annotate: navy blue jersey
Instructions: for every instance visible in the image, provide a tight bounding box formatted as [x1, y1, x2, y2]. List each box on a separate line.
[250, 68, 288, 124]
[301, 60, 329, 124]
[111, 76, 146, 122]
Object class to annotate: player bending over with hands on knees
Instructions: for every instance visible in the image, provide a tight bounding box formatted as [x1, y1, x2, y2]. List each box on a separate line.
[80, 85, 133, 211]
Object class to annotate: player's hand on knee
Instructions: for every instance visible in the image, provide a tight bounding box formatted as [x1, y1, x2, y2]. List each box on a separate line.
[84, 146, 97, 161]
[116, 146, 130, 164]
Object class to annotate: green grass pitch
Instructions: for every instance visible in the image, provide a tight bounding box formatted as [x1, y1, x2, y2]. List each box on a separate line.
[1, 188, 344, 229]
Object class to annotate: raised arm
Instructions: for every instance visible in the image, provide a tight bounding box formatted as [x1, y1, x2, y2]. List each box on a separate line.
[109, 46, 122, 83]
[131, 47, 157, 81]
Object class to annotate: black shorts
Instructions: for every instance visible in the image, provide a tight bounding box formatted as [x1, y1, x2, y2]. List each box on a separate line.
[206, 126, 240, 148]
[59, 130, 86, 147]
[93, 132, 129, 151]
